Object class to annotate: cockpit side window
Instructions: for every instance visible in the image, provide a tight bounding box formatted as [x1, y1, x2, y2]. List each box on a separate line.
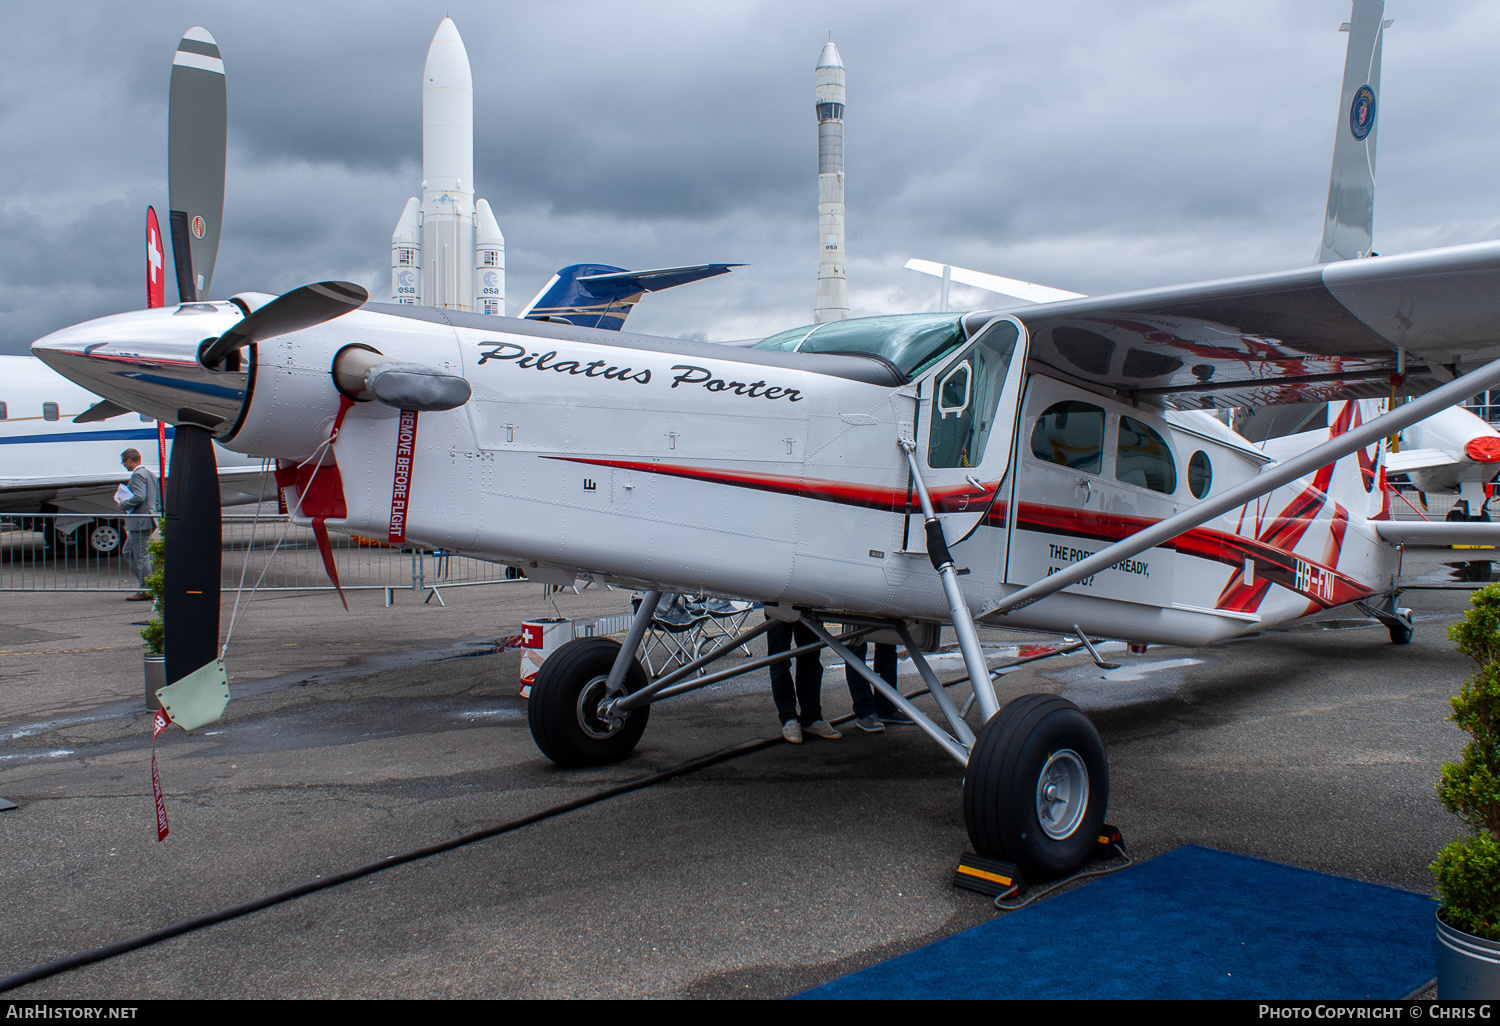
[1116, 416, 1177, 494]
[927, 320, 1020, 469]
[1029, 401, 1105, 474]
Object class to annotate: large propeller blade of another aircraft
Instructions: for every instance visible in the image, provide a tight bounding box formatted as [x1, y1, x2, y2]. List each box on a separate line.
[200, 281, 369, 368]
[163, 424, 220, 687]
[168, 27, 226, 303]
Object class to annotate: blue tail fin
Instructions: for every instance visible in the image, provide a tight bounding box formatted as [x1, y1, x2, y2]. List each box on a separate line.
[519, 263, 740, 331]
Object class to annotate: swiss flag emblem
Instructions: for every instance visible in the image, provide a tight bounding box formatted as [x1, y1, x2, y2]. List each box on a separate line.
[522, 624, 543, 648]
[145, 207, 165, 309]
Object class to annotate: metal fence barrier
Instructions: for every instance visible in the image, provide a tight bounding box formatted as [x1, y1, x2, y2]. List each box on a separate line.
[0, 512, 524, 595]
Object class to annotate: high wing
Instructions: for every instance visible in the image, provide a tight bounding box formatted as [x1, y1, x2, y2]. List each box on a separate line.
[995, 240, 1500, 410]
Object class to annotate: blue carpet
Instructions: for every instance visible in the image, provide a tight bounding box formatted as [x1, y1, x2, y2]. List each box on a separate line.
[800, 845, 1436, 1000]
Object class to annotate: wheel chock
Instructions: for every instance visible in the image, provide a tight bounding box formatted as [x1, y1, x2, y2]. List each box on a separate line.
[953, 852, 1027, 899]
[1094, 823, 1126, 860]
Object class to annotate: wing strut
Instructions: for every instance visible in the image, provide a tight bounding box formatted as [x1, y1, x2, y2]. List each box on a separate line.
[992, 356, 1500, 616]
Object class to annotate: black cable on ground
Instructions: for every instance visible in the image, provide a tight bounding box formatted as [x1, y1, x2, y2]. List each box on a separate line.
[0, 733, 786, 994]
[0, 668, 970, 995]
[992, 844, 1134, 913]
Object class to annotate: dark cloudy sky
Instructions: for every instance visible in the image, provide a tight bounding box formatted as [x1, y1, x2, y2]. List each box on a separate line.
[2, 0, 1497, 355]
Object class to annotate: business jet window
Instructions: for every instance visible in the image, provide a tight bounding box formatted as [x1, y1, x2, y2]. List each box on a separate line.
[42, 402, 59, 422]
[1030, 401, 1104, 474]
[1116, 416, 1176, 494]
[1188, 450, 1212, 499]
[928, 320, 1020, 469]
[0, 402, 7, 420]
[753, 313, 969, 378]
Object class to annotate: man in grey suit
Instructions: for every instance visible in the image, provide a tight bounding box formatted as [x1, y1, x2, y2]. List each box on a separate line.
[118, 449, 159, 601]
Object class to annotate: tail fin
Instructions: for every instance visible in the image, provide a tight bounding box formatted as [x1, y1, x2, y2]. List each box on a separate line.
[520, 263, 740, 331]
[1317, 1, 1392, 263]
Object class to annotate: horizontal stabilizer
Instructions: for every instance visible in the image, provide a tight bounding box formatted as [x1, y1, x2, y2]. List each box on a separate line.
[522, 262, 740, 331]
[576, 263, 742, 295]
[905, 258, 1084, 304]
[1374, 521, 1500, 546]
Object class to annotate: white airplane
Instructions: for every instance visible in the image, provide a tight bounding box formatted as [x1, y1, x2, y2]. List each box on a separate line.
[37, 2, 1500, 884]
[0, 354, 268, 553]
[33, 229, 1500, 882]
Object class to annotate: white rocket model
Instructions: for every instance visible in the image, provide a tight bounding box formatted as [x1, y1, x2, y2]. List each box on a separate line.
[814, 41, 848, 323]
[391, 18, 505, 315]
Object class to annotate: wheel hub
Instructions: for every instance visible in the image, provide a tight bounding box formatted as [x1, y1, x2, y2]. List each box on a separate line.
[576, 675, 623, 739]
[1035, 748, 1089, 840]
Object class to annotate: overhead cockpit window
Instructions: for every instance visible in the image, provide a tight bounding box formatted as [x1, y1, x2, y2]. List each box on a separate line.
[754, 313, 968, 378]
[42, 402, 59, 422]
[1116, 416, 1176, 494]
[1030, 401, 1105, 474]
[928, 320, 1020, 469]
[1188, 450, 1212, 499]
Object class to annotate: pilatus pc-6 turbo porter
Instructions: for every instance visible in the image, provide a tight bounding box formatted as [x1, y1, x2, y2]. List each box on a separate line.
[33, 243, 1500, 881]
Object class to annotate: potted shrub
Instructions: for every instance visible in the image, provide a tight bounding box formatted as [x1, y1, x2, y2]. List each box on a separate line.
[141, 528, 166, 709]
[1433, 584, 1500, 997]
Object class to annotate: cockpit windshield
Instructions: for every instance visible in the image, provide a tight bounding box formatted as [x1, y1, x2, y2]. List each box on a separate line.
[752, 313, 968, 379]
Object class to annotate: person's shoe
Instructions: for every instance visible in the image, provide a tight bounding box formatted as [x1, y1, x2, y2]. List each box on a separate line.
[126, 592, 152, 601]
[854, 714, 885, 733]
[879, 709, 916, 725]
[781, 720, 803, 744]
[804, 719, 842, 739]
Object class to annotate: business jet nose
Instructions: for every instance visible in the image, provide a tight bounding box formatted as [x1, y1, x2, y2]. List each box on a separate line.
[31, 303, 252, 435]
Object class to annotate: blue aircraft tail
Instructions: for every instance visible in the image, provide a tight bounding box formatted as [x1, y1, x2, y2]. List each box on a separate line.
[519, 263, 741, 331]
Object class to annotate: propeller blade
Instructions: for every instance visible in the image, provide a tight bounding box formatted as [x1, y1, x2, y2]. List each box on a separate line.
[200, 281, 368, 368]
[73, 400, 129, 424]
[168, 27, 226, 302]
[164, 424, 220, 687]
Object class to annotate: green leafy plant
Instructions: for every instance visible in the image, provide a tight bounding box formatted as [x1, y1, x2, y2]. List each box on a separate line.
[140, 523, 165, 655]
[1434, 583, 1500, 940]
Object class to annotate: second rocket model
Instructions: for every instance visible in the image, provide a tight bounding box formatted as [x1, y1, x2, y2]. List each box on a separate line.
[391, 18, 505, 315]
[814, 40, 848, 323]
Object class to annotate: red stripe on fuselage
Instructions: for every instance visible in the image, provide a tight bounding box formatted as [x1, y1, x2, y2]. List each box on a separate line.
[545, 457, 1372, 610]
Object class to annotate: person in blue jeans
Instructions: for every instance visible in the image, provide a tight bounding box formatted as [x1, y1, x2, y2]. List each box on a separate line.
[844, 641, 915, 732]
[766, 617, 841, 743]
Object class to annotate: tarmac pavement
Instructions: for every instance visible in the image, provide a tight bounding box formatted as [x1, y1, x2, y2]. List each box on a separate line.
[0, 555, 1481, 998]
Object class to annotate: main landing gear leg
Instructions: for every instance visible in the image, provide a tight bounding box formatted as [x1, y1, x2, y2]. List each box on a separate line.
[897, 438, 1109, 880]
[898, 439, 1000, 722]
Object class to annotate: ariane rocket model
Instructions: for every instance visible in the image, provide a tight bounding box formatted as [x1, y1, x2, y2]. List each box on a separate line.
[813, 40, 848, 323]
[391, 18, 505, 315]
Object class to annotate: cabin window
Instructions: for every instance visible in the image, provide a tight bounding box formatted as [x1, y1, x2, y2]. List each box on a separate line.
[928, 320, 1020, 469]
[1116, 416, 1176, 494]
[0, 401, 7, 420]
[1188, 450, 1212, 499]
[42, 402, 59, 422]
[1030, 401, 1105, 474]
[140, 413, 154, 422]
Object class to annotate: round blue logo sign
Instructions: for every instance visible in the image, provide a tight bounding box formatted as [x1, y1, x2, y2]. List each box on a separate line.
[1350, 85, 1376, 141]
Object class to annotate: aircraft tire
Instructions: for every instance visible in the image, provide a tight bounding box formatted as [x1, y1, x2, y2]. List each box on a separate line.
[963, 693, 1108, 882]
[1389, 616, 1414, 645]
[528, 637, 650, 768]
[88, 520, 123, 556]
